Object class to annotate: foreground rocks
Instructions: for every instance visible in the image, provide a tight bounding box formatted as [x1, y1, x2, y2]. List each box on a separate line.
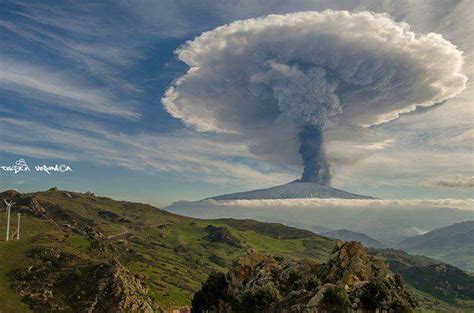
[12, 247, 162, 312]
[192, 241, 417, 312]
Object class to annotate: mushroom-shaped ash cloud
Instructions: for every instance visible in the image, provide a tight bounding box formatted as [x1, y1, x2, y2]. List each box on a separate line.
[162, 10, 466, 185]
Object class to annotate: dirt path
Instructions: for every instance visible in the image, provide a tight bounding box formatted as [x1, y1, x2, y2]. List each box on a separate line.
[106, 226, 129, 239]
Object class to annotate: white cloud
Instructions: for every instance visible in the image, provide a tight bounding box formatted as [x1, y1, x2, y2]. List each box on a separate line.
[196, 198, 474, 210]
[161, 10, 467, 184]
[449, 129, 474, 148]
[0, 117, 294, 188]
[167, 197, 474, 239]
[164, 11, 466, 132]
[0, 60, 139, 119]
[422, 176, 474, 188]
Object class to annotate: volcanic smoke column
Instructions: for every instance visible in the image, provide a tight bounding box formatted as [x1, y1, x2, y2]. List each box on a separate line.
[298, 125, 330, 184]
[161, 11, 467, 186]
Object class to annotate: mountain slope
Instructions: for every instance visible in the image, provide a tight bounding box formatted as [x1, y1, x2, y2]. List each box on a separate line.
[208, 181, 373, 200]
[322, 229, 385, 248]
[0, 189, 472, 312]
[370, 248, 474, 311]
[396, 221, 474, 271]
[0, 189, 335, 312]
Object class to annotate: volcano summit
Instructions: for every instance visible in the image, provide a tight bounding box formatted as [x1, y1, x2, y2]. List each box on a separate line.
[208, 180, 372, 200]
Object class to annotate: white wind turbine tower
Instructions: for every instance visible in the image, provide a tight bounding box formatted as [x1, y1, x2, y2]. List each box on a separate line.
[4, 199, 16, 241]
[16, 211, 20, 240]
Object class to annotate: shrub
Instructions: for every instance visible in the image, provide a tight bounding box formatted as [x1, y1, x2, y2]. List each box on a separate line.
[237, 283, 281, 312]
[318, 284, 351, 313]
[191, 272, 229, 311]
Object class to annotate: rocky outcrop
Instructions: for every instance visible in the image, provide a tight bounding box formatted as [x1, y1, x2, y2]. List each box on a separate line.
[12, 247, 162, 312]
[86, 259, 159, 313]
[318, 240, 388, 285]
[192, 241, 417, 312]
[205, 225, 242, 247]
[0, 191, 106, 238]
[0, 191, 47, 217]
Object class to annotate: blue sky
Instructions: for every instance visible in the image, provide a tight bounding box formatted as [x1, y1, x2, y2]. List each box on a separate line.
[1, 0, 473, 206]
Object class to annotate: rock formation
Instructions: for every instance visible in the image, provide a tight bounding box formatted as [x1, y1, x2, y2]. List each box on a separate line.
[192, 241, 417, 312]
[206, 225, 242, 247]
[12, 247, 162, 312]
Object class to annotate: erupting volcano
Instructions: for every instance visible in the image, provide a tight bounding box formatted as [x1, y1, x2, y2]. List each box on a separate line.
[162, 10, 466, 197]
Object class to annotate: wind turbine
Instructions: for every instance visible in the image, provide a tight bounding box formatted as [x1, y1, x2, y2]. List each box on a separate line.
[4, 200, 15, 241]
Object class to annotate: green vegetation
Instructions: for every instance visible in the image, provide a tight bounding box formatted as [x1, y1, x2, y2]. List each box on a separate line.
[192, 242, 418, 312]
[0, 189, 334, 311]
[0, 189, 472, 312]
[318, 284, 351, 313]
[397, 221, 474, 272]
[372, 249, 474, 312]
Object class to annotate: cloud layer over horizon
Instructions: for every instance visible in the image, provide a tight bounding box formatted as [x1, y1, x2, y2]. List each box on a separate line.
[171, 198, 474, 211]
[167, 197, 474, 239]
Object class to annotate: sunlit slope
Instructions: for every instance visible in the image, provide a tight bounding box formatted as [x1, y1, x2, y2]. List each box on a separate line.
[0, 189, 334, 311]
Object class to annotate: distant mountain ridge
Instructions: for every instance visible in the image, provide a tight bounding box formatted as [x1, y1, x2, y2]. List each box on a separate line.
[322, 229, 385, 248]
[396, 221, 474, 272]
[208, 181, 373, 200]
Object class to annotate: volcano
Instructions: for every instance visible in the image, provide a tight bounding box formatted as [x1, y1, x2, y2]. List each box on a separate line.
[207, 180, 373, 200]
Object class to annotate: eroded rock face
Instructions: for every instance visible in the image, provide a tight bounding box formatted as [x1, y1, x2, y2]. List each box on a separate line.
[86, 259, 158, 313]
[192, 242, 417, 312]
[12, 247, 162, 313]
[318, 241, 388, 285]
[0, 191, 47, 217]
[205, 225, 242, 247]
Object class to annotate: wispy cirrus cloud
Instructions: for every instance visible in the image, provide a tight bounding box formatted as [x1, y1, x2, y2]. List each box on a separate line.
[0, 60, 139, 119]
[0, 117, 295, 187]
[422, 176, 474, 188]
[1, 1, 145, 106]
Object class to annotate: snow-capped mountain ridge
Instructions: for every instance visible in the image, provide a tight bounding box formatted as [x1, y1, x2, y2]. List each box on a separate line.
[208, 181, 373, 200]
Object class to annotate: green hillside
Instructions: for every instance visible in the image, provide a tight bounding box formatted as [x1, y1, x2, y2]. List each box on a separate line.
[0, 188, 473, 312]
[0, 189, 334, 311]
[397, 221, 474, 272]
[371, 249, 474, 312]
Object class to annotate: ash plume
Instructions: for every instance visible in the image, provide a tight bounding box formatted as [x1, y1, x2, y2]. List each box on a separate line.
[162, 11, 466, 185]
[298, 125, 330, 184]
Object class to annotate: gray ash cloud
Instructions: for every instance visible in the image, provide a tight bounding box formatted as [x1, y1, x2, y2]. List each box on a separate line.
[162, 11, 466, 185]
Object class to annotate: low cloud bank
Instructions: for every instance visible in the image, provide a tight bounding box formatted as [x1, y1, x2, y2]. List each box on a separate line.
[173, 198, 474, 211]
[167, 198, 474, 241]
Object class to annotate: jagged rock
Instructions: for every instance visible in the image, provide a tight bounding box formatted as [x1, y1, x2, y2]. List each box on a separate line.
[192, 242, 417, 312]
[306, 283, 333, 308]
[318, 241, 388, 286]
[48, 187, 59, 192]
[12, 247, 163, 312]
[87, 259, 158, 312]
[27, 198, 47, 217]
[4, 194, 47, 217]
